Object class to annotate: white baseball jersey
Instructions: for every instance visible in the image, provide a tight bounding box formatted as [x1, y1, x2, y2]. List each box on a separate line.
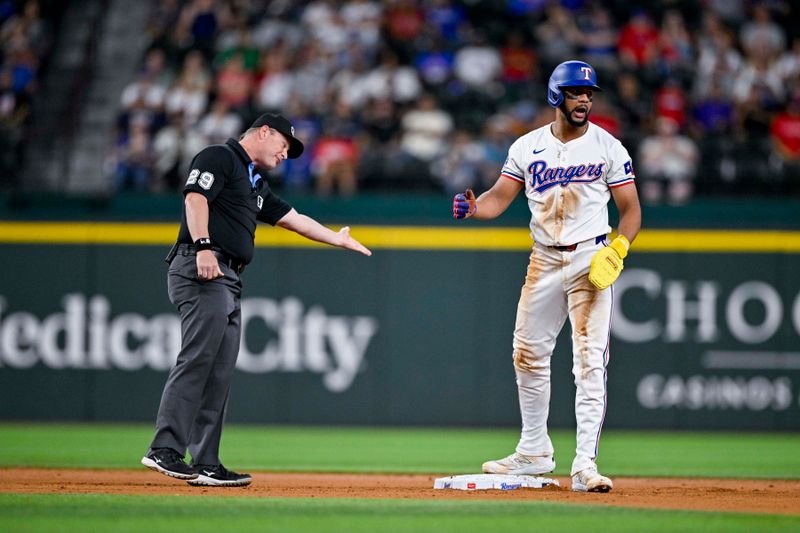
[500, 122, 635, 246]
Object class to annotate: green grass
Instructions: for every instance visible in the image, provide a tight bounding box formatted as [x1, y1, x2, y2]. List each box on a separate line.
[0, 423, 798, 479]
[2, 424, 799, 533]
[2, 494, 799, 533]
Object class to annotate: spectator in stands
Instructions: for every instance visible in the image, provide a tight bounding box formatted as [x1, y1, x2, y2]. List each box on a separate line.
[164, 50, 210, 126]
[693, 24, 742, 100]
[269, 101, 319, 192]
[251, 8, 304, 52]
[534, 4, 580, 71]
[769, 88, 800, 192]
[654, 78, 688, 129]
[500, 30, 538, 101]
[254, 46, 294, 113]
[2, 0, 48, 57]
[617, 8, 658, 67]
[425, 0, 466, 43]
[577, 5, 618, 75]
[657, 9, 694, 82]
[477, 113, 515, 190]
[311, 135, 359, 196]
[182, 0, 222, 62]
[384, 0, 425, 58]
[399, 93, 453, 166]
[215, 19, 260, 73]
[706, 0, 746, 27]
[364, 50, 422, 106]
[292, 40, 333, 113]
[328, 44, 375, 109]
[153, 111, 206, 192]
[302, 0, 349, 56]
[413, 35, 454, 89]
[214, 52, 254, 116]
[0, 66, 26, 187]
[195, 99, 242, 145]
[118, 52, 170, 135]
[588, 97, 621, 138]
[739, 3, 785, 61]
[341, 0, 383, 51]
[312, 101, 361, 196]
[113, 118, 155, 192]
[638, 117, 699, 205]
[614, 71, 649, 152]
[733, 44, 784, 104]
[453, 30, 502, 94]
[4, 43, 37, 97]
[617, 8, 659, 83]
[776, 37, 800, 87]
[431, 129, 484, 194]
[691, 81, 735, 137]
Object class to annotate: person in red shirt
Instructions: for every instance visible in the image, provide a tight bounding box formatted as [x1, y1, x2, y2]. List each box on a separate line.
[654, 78, 687, 128]
[770, 88, 800, 192]
[215, 53, 254, 114]
[771, 90, 800, 158]
[501, 30, 537, 88]
[617, 9, 659, 69]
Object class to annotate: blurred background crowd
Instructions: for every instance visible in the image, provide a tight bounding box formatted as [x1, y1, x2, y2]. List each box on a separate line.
[3, 0, 800, 204]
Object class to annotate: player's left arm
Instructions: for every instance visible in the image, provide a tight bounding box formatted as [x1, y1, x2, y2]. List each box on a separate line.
[611, 182, 641, 245]
[588, 182, 641, 290]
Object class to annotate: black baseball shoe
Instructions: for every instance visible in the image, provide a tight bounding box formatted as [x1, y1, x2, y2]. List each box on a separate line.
[141, 448, 198, 480]
[187, 464, 252, 487]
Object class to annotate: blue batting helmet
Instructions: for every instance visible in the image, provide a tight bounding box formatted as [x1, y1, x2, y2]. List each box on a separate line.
[547, 60, 603, 108]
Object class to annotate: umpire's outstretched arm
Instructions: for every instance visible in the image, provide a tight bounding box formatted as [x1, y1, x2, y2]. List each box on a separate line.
[276, 208, 372, 256]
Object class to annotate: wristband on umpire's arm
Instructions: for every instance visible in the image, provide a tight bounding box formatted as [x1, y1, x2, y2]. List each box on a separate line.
[195, 237, 213, 251]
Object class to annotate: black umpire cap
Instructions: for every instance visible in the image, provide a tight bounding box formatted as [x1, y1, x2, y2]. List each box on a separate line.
[250, 113, 304, 159]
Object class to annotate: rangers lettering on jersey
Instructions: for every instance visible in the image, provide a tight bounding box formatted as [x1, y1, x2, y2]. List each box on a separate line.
[527, 160, 605, 193]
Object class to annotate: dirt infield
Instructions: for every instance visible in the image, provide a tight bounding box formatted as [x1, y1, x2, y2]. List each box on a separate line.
[1, 468, 798, 516]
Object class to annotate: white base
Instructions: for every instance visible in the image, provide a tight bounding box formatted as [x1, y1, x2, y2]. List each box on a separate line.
[433, 474, 560, 491]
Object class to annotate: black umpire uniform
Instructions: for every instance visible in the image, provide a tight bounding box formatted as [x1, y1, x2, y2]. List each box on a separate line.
[142, 114, 304, 487]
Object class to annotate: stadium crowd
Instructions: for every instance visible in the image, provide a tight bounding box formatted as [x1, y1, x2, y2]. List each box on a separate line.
[50, 1, 800, 202]
[0, 0, 52, 188]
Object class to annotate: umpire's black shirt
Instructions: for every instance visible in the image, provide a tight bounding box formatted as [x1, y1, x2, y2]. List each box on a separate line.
[177, 138, 292, 264]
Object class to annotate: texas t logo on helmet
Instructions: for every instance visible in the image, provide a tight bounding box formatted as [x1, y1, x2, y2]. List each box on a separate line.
[547, 60, 603, 107]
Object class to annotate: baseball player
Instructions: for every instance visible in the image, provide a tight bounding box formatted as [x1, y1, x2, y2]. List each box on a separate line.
[142, 113, 371, 487]
[453, 60, 641, 492]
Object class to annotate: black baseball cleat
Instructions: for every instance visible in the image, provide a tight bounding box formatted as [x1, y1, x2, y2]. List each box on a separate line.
[187, 464, 252, 487]
[141, 448, 198, 480]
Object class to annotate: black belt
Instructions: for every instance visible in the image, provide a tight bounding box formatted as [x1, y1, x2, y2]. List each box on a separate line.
[549, 234, 606, 252]
[176, 243, 246, 274]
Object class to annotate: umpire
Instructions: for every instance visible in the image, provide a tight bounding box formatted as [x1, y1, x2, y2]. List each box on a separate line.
[141, 113, 371, 487]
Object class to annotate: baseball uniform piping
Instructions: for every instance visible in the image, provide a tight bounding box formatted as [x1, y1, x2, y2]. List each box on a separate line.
[593, 283, 613, 458]
[501, 172, 525, 183]
[608, 178, 635, 188]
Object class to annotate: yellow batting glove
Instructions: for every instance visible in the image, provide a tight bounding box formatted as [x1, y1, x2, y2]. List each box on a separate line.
[588, 235, 630, 290]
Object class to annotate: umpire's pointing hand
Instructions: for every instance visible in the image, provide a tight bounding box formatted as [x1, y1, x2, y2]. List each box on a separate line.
[197, 250, 224, 280]
[338, 226, 372, 256]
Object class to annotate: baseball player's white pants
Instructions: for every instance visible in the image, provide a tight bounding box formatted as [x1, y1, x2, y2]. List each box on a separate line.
[511, 237, 612, 476]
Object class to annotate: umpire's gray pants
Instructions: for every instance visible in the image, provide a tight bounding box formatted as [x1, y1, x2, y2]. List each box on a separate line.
[149, 253, 242, 466]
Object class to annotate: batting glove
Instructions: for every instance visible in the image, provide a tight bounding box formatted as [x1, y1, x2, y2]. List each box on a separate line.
[588, 235, 630, 290]
[453, 189, 477, 219]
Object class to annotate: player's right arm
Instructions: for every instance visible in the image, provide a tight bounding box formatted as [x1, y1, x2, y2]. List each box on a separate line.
[472, 177, 523, 220]
[453, 177, 523, 220]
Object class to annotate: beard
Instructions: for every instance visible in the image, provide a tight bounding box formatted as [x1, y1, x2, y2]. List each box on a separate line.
[559, 102, 590, 127]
